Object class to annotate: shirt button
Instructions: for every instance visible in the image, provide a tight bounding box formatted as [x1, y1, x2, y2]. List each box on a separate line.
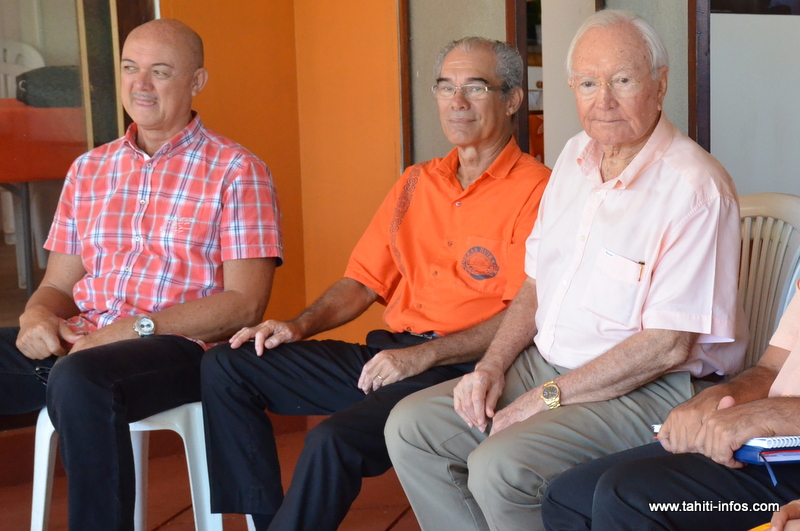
[595, 191, 601, 197]
[562, 280, 567, 286]
[455, 201, 461, 207]
[432, 271, 438, 277]
[405, 327, 412, 332]
[134, 237, 141, 242]
[547, 325, 554, 332]
[447, 241, 453, 247]
[580, 235, 586, 242]
[123, 267, 131, 272]
[146, 163, 151, 169]
[139, 199, 145, 205]
[416, 303, 422, 309]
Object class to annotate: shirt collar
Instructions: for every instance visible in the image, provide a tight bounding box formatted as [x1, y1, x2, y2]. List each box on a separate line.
[434, 136, 523, 184]
[123, 112, 204, 159]
[577, 112, 675, 188]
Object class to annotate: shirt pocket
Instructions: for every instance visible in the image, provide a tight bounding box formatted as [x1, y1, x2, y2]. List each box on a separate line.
[454, 236, 508, 295]
[580, 247, 645, 327]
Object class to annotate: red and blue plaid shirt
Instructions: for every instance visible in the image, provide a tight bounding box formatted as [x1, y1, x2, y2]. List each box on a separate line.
[45, 114, 282, 341]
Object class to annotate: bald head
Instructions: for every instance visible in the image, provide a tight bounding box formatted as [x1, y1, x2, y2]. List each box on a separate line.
[120, 18, 209, 155]
[125, 18, 204, 71]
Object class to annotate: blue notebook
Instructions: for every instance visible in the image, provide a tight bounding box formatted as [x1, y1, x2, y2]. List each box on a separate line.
[732, 437, 800, 486]
[652, 426, 800, 486]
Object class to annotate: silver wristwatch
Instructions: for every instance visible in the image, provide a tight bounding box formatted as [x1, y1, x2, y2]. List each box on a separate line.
[133, 315, 156, 337]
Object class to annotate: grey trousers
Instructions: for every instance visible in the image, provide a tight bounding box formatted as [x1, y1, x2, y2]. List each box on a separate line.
[384, 345, 694, 531]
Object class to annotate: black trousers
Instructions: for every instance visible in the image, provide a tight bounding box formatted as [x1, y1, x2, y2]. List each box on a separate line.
[0, 327, 204, 531]
[542, 442, 800, 531]
[200, 332, 473, 531]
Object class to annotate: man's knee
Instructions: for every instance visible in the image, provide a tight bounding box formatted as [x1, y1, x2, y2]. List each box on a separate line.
[467, 434, 547, 508]
[201, 345, 252, 393]
[593, 459, 653, 510]
[48, 352, 98, 397]
[385, 386, 448, 457]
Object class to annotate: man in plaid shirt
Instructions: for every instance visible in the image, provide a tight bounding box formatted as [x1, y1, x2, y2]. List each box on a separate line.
[0, 18, 282, 529]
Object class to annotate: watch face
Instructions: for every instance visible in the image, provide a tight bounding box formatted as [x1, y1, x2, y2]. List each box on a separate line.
[542, 385, 558, 400]
[136, 317, 155, 335]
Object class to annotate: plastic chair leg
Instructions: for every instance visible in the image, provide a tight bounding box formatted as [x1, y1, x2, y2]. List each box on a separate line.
[30, 409, 58, 531]
[131, 431, 150, 531]
[178, 403, 223, 531]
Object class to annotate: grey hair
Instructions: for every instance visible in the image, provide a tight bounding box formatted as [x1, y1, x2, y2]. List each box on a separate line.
[565, 10, 669, 80]
[434, 37, 523, 99]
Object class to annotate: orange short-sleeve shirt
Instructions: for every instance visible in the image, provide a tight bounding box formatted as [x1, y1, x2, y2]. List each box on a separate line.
[344, 138, 550, 336]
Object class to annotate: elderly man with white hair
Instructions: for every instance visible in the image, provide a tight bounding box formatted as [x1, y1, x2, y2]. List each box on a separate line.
[385, 10, 747, 531]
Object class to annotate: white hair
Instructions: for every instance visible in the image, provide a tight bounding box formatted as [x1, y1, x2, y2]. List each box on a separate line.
[565, 10, 669, 80]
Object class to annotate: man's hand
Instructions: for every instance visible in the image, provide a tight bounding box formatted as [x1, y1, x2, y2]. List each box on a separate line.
[693, 398, 767, 468]
[771, 499, 800, 531]
[229, 320, 303, 355]
[66, 318, 136, 354]
[658, 392, 733, 454]
[489, 387, 547, 435]
[17, 307, 70, 359]
[453, 363, 506, 432]
[357, 346, 430, 394]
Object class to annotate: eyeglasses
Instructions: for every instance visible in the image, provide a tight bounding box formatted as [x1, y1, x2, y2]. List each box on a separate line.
[431, 83, 499, 100]
[569, 75, 646, 100]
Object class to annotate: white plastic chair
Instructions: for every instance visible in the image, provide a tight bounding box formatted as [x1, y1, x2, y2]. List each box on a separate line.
[739, 193, 800, 369]
[30, 401, 223, 531]
[0, 40, 44, 98]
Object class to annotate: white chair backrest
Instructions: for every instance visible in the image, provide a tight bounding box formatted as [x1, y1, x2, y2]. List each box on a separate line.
[0, 39, 45, 98]
[739, 193, 800, 369]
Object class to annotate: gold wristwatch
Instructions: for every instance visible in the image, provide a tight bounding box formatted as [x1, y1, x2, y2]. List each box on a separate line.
[541, 380, 561, 409]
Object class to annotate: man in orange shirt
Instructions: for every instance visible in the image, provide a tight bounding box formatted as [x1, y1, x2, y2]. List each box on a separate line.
[200, 37, 550, 531]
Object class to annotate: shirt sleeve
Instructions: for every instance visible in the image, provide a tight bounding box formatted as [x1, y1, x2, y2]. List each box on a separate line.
[44, 164, 79, 255]
[344, 178, 404, 305]
[219, 157, 284, 264]
[641, 195, 741, 343]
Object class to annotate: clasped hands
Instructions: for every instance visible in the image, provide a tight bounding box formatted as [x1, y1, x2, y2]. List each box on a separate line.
[453, 363, 546, 435]
[658, 394, 766, 468]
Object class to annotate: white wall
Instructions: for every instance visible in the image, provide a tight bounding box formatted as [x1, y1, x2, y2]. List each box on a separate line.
[0, 0, 79, 65]
[541, 0, 595, 165]
[409, 0, 506, 163]
[606, 0, 688, 135]
[39, 0, 79, 66]
[710, 13, 800, 196]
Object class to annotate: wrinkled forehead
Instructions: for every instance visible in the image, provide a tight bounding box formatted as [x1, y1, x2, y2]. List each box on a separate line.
[572, 24, 650, 77]
[439, 45, 498, 81]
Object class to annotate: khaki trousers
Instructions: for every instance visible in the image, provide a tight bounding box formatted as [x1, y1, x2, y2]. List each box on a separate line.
[385, 345, 694, 531]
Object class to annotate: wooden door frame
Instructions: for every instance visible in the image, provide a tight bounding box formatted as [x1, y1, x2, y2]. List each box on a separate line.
[689, 0, 711, 151]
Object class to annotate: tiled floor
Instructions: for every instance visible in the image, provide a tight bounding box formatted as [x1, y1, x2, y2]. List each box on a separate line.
[0, 431, 421, 530]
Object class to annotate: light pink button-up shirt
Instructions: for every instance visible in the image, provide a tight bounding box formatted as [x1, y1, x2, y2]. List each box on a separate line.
[526, 114, 746, 377]
[768, 282, 800, 397]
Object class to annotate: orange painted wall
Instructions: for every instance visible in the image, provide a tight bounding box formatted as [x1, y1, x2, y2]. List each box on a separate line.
[160, 0, 402, 342]
[294, 0, 402, 343]
[160, 0, 306, 321]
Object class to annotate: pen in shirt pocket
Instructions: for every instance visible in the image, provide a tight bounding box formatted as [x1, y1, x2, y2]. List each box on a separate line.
[638, 261, 646, 282]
